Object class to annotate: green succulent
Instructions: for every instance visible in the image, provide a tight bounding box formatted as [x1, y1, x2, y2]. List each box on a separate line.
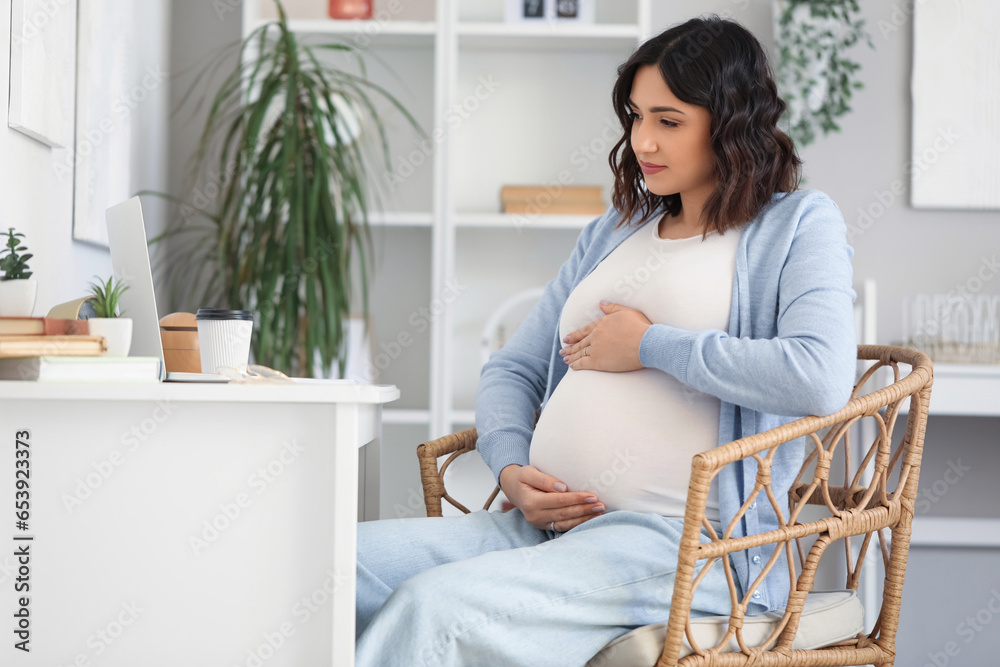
[87, 275, 130, 318]
[0, 227, 33, 281]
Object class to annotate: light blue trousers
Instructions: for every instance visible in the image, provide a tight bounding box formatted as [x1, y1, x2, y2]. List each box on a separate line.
[356, 508, 736, 667]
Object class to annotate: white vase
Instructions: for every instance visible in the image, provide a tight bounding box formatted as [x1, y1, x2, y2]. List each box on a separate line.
[88, 318, 133, 357]
[0, 278, 37, 317]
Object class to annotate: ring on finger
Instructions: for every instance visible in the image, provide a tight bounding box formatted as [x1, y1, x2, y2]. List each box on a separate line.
[550, 521, 556, 532]
[584, 347, 589, 357]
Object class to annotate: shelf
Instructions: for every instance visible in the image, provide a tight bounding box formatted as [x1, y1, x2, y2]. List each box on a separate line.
[457, 22, 639, 51]
[247, 18, 437, 48]
[450, 409, 476, 425]
[456, 212, 597, 230]
[910, 517, 1000, 548]
[369, 211, 433, 227]
[898, 362, 1000, 416]
[383, 408, 431, 424]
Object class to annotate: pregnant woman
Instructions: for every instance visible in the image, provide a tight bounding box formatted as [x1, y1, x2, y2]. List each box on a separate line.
[356, 14, 856, 667]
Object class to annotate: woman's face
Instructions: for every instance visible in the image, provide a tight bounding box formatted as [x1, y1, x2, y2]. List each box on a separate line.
[628, 64, 716, 201]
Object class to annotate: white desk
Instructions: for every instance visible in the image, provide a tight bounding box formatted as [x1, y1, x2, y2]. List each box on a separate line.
[0, 379, 397, 667]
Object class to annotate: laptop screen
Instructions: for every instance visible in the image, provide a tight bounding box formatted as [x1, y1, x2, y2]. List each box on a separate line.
[105, 197, 167, 380]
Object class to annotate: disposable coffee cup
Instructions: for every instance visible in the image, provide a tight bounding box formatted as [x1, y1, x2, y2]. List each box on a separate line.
[195, 308, 254, 374]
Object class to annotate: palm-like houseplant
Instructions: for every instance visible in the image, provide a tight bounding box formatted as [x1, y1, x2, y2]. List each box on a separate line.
[154, 1, 421, 377]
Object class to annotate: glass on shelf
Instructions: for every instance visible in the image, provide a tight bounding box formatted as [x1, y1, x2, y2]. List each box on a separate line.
[901, 293, 1000, 364]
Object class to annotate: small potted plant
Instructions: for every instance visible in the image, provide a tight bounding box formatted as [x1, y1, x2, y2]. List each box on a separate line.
[0, 227, 36, 317]
[86, 275, 132, 356]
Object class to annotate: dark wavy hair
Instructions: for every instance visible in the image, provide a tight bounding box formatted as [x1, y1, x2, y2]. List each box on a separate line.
[610, 15, 800, 232]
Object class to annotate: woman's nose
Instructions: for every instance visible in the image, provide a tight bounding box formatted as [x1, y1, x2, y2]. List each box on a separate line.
[632, 122, 656, 154]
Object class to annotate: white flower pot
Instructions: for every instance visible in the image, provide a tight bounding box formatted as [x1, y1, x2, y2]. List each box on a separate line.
[88, 318, 133, 357]
[0, 278, 37, 317]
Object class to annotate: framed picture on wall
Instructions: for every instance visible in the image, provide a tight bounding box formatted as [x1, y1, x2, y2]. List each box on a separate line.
[7, 0, 77, 147]
[911, 0, 1000, 209]
[72, 0, 137, 247]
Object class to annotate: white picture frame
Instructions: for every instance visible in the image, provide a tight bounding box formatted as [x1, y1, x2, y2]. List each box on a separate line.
[7, 0, 77, 147]
[911, 0, 1000, 209]
[72, 0, 137, 247]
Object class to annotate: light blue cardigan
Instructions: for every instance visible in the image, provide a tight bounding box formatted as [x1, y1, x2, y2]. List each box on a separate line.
[475, 189, 857, 615]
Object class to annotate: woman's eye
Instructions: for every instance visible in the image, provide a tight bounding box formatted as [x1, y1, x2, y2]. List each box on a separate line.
[661, 119, 678, 128]
[627, 110, 640, 122]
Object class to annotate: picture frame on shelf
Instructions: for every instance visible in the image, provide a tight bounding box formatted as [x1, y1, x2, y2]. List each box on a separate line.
[551, 0, 594, 22]
[504, 0, 596, 23]
[505, 0, 547, 21]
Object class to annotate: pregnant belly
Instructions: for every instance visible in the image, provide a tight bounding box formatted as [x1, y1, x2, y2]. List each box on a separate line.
[528, 368, 721, 515]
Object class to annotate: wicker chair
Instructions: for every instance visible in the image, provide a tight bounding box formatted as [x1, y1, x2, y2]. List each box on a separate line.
[416, 345, 933, 666]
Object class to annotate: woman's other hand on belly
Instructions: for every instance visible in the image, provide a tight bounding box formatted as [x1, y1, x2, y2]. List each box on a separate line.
[499, 464, 605, 532]
[560, 301, 651, 372]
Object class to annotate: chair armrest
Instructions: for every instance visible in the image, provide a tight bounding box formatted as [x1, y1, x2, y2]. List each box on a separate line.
[417, 428, 501, 517]
[418, 413, 540, 518]
[417, 427, 478, 461]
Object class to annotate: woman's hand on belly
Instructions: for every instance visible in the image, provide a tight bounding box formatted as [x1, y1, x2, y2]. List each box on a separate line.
[560, 301, 651, 372]
[499, 464, 605, 532]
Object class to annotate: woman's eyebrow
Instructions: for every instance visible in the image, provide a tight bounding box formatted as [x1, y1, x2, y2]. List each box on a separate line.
[627, 97, 686, 114]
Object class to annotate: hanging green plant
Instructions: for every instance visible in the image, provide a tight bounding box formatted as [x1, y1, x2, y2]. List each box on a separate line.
[150, 0, 422, 377]
[774, 0, 873, 148]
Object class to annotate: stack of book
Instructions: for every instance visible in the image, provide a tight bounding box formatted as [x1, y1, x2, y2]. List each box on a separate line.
[0, 317, 160, 381]
[500, 185, 606, 215]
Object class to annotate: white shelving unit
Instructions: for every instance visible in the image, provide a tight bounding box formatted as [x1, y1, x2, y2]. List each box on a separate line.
[901, 362, 1000, 548]
[241, 0, 653, 445]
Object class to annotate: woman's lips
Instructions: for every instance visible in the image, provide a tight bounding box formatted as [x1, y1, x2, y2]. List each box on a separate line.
[640, 161, 666, 174]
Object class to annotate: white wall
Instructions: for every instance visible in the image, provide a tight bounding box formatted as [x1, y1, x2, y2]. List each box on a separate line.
[0, 0, 171, 314]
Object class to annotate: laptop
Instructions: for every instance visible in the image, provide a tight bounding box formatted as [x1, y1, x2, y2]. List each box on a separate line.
[106, 197, 229, 383]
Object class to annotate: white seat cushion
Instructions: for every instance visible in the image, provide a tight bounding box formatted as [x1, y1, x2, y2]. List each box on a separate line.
[586, 589, 864, 667]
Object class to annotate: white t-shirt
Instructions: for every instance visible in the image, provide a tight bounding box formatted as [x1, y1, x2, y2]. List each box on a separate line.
[529, 219, 740, 526]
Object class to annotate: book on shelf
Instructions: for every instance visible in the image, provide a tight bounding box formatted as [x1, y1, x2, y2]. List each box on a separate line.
[0, 317, 89, 335]
[0, 335, 107, 358]
[500, 184, 606, 215]
[502, 201, 608, 215]
[500, 185, 603, 202]
[0, 356, 161, 382]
